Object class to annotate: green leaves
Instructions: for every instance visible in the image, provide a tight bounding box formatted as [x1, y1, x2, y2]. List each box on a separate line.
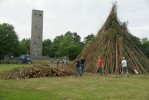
[84, 34, 95, 44]
[0, 23, 19, 58]
[51, 31, 83, 60]
[18, 38, 30, 56]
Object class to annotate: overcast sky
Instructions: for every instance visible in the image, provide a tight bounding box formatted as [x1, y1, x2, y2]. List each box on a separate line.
[0, 0, 149, 41]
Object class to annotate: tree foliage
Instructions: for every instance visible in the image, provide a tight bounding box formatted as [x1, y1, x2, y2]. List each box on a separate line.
[0, 23, 19, 59]
[84, 33, 95, 44]
[50, 31, 84, 60]
[17, 38, 30, 56]
[42, 39, 52, 56]
[141, 38, 149, 58]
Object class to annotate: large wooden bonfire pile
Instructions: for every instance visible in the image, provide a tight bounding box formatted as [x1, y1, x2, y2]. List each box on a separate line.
[77, 3, 149, 74]
[1, 64, 74, 79]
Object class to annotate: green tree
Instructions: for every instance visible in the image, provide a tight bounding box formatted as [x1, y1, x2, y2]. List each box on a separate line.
[141, 38, 149, 58]
[84, 33, 95, 44]
[52, 35, 64, 57]
[50, 31, 84, 60]
[18, 38, 30, 56]
[59, 34, 73, 56]
[42, 39, 52, 56]
[59, 32, 84, 60]
[0, 23, 19, 59]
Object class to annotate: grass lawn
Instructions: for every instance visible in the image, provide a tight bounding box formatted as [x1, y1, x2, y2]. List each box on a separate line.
[0, 59, 51, 63]
[0, 64, 149, 100]
[0, 64, 32, 72]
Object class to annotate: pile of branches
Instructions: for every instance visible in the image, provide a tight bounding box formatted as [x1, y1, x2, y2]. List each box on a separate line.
[1, 64, 74, 79]
[76, 3, 149, 74]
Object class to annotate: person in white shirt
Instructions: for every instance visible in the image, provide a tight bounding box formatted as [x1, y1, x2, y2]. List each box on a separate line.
[121, 57, 129, 77]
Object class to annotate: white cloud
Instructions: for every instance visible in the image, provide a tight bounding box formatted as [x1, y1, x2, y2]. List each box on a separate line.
[0, 0, 149, 41]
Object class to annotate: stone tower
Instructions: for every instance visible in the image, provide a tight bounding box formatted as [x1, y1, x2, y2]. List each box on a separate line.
[30, 9, 43, 56]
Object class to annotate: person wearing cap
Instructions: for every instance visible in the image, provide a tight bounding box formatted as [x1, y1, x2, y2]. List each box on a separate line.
[121, 57, 129, 77]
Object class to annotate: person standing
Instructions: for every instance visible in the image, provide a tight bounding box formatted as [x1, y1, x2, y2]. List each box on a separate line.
[80, 56, 86, 74]
[96, 56, 104, 75]
[121, 57, 129, 77]
[56, 58, 59, 67]
[75, 58, 82, 77]
[51, 59, 53, 64]
[63, 56, 67, 67]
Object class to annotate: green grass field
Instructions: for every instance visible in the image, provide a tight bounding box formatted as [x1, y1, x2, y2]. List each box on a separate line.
[0, 59, 51, 63]
[0, 64, 149, 100]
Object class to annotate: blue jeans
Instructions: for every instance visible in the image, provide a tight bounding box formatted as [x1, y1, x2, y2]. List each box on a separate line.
[76, 67, 82, 76]
[122, 66, 128, 73]
[81, 64, 84, 74]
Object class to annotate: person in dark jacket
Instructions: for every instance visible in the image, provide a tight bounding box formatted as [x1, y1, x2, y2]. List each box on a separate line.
[80, 56, 86, 74]
[75, 58, 82, 77]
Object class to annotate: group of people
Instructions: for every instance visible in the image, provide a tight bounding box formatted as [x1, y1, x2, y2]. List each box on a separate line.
[75, 57, 86, 77]
[76, 56, 129, 77]
[96, 56, 129, 77]
[52, 56, 68, 67]
[56, 58, 67, 67]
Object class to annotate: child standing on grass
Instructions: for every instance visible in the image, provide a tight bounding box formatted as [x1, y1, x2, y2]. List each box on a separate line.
[96, 56, 104, 75]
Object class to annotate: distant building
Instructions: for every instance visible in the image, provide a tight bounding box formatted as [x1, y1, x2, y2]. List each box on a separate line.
[30, 9, 43, 56]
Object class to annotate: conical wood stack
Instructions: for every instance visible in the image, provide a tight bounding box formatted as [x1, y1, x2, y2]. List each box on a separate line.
[77, 3, 149, 74]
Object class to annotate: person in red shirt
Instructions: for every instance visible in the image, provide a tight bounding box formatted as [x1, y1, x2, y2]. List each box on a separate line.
[96, 56, 104, 75]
